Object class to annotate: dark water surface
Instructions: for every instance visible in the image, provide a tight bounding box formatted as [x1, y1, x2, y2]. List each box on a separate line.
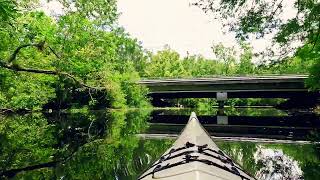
[0, 108, 320, 179]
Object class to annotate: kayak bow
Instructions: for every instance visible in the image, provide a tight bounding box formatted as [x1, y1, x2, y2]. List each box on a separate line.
[139, 112, 255, 180]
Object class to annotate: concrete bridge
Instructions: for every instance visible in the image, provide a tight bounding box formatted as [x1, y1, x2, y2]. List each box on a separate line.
[139, 75, 319, 99]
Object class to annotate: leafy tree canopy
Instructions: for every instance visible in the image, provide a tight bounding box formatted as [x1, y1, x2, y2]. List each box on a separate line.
[193, 0, 319, 89]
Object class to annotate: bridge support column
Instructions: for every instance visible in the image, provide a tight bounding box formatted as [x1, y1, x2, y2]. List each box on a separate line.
[217, 115, 228, 125]
[217, 92, 227, 109]
[217, 108, 228, 125]
[218, 101, 224, 108]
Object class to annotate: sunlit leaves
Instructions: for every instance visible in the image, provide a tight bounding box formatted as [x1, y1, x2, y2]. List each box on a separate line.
[306, 61, 320, 90]
[212, 43, 237, 75]
[0, 0, 149, 110]
[237, 43, 255, 74]
[145, 47, 188, 78]
[0, 0, 17, 22]
[57, 0, 118, 25]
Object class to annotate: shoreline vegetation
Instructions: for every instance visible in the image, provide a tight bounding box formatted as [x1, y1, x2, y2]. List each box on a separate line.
[0, 1, 319, 113]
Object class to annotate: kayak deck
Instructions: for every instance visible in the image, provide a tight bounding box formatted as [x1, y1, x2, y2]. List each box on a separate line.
[139, 112, 255, 180]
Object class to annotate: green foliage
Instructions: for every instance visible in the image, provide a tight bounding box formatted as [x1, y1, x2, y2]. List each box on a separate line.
[306, 61, 320, 90]
[195, 0, 319, 44]
[145, 47, 188, 78]
[0, 1, 149, 110]
[237, 43, 254, 74]
[0, 71, 57, 110]
[0, 113, 56, 172]
[267, 56, 313, 74]
[217, 141, 258, 175]
[144, 43, 257, 79]
[0, 11, 59, 109]
[194, 0, 320, 90]
[183, 55, 224, 76]
[0, 109, 319, 179]
[58, 0, 118, 24]
[0, 0, 315, 111]
[143, 43, 311, 107]
[0, 109, 157, 179]
[212, 43, 237, 75]
[0, 0, 17, 22]
[52, 109, 152, 179]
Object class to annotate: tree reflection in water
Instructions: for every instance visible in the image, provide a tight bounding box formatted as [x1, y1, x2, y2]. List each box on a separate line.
[254, 147, 303, 179]
[217, 141, 320, 180]
[0, 110, 320, 179]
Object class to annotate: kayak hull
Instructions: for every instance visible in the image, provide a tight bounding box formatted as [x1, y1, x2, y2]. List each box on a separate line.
[139, 112, 255, 180]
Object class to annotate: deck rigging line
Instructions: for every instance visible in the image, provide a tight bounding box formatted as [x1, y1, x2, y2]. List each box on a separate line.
[138, 142, 256, 180]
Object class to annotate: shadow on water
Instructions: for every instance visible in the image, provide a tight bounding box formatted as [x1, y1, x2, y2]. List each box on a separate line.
[0, 108, 319, 179]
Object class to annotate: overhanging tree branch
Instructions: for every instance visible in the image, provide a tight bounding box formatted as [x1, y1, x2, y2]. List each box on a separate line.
[7, 42, 45, 63]
[48, 46, 61, 59]
[1, 42, 106, 90]
[0, 61, 105, 90]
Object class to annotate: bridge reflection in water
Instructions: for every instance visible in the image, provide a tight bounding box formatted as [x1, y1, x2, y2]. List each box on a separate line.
[140, 109, 320, 142]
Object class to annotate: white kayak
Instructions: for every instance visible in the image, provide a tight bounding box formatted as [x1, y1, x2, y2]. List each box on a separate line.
[138, 112, 256, 180]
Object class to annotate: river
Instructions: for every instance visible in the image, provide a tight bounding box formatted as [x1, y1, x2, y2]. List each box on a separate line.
[0, 108, 319, 179]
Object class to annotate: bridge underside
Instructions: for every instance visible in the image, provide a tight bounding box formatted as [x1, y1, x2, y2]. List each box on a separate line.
[140, 76, 320, 105]
[149, 90, 319, 99]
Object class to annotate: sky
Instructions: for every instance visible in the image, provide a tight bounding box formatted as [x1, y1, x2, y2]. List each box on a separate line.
[117, 0, 238, 59]
[39, 0, 298, 60]
[117, 0, 298, 60]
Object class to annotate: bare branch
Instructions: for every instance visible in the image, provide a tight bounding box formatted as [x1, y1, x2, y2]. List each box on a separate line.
[0, 61, 105, 90]
[0, 108, 14, 114]
[7, 42, 45, 63]
[48, 46, 61, 59]
[0, 61, 56, 74]
[59, 71, 105, 90]
[267, 0, 284, 22]
[1, 42, 106, 90]
[0, 161, 58, 178]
